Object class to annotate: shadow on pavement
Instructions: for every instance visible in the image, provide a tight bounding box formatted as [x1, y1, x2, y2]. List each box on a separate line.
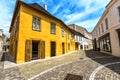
[1, 52, 15, 63]
[84, 50, 120, 77]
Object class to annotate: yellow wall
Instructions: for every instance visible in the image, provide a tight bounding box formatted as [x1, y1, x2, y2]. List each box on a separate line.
[10, 3, 75, 64]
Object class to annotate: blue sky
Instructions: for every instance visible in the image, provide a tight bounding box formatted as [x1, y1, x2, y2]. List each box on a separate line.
[0, 0, 110, 36]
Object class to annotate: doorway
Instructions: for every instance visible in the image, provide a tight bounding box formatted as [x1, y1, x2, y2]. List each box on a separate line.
[62, 43, 65, 54]
[51, 42, 56, 57]
[32, 41, 39, 60]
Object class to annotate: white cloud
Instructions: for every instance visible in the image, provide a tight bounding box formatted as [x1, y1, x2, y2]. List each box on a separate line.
[0, 0, 15, 36]
[76, 18, 100, 32]
[0, 0, 111, 36]
[64, 0, 110, 32]
[52, 5, 61, 14]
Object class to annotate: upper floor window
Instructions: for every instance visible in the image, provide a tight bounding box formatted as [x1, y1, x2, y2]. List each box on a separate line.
[79, 36, 82, 41]
[32, 16, 40, 31]
[101, 23, 104, 33]
[50, 23, 56, 34]
[105, 18, 108, 30]
[14, 17, 19, 34]
[96, 30, 98, 37]
[98, 27, 100, 35]
[118, 6, 120, 22]
[62, 28, 64, 37]
[68, 32, 70, 39]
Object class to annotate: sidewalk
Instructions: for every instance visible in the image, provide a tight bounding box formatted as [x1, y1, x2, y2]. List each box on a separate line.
[1, 52, 25, 80]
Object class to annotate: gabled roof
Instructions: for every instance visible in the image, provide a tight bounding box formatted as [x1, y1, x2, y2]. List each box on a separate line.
[9, 1, 74, 34]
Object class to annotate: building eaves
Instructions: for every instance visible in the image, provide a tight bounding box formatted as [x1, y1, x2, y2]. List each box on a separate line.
[9, 1, 74, 34]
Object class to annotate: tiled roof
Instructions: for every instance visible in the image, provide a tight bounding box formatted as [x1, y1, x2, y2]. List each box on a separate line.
[10, 1, 73, 33]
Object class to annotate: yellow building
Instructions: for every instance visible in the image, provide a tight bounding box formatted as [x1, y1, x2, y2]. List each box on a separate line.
[9, 1, 75, 64]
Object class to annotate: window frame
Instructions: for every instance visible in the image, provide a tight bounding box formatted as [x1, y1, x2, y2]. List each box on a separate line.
[118, 6, 120, 22]
[68, 32, 70, 39]
[101, 23, 104, 33]
[50, 22, 56, 34]
[68, 43, 70, 50]
[32, 16, 41, 32]
[105, 18, 108, 30]
[61, 27, 64, 37]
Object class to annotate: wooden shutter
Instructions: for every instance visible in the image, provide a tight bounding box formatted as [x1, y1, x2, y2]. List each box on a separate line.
[25, 40, 32, 62]
[39, 41, 45, 59]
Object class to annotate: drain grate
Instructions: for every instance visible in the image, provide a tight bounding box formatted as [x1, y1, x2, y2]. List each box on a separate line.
[64, 74, 83, 80]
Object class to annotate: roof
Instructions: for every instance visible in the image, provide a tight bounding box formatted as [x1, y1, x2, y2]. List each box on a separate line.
[9, 1, 74, 34]
[69, 28, 85, 37]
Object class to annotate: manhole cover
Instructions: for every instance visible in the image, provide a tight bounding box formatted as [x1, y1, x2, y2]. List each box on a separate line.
[64, 74, 83, 80]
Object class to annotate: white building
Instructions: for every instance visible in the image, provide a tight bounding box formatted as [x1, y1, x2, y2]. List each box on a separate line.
[68, 24, 93, 50]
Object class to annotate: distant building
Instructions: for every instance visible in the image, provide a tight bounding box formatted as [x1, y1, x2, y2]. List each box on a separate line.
[68, 24, 93, 50]
[92, 0, 120, 56]
[0, 29, 3, 51]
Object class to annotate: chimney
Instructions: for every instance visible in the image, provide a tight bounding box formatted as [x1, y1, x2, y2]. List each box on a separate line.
[43, 4, 47, 10]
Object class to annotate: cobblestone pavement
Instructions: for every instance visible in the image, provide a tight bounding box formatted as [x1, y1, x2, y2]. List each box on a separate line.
[1, 50, 120, 80]
[94, 63, 120, 80]
[31, 51, 120, 80]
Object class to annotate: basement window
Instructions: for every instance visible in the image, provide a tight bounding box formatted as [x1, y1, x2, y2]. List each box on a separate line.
[32, 16, 40, 31]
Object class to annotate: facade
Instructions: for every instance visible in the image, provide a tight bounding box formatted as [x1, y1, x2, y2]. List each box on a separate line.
[9, 1, 75, 63]
[68, 24, 93, 50]
[92, 0, 120, 56]
[0, 29, 3, 51]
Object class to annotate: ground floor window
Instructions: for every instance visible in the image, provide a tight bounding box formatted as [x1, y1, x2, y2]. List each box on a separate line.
[116, 29, 120, 46]
[80, 45, 83, 50]
[99, 33, 111, 52]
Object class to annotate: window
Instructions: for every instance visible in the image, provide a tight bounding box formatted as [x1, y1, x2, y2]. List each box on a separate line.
[14, 16, 19, 40]
[99, 33, 111, 52]
[79, 36, 82, 41]
[68, 32, 70, 39]
[96, 30, 98, 37]
[99, 27, 100, 35]
[76, 36, 78, 41]
[101, 23, 104, 33]
[116, 29, 120, 46]
[68, 43, 70, 50]
[32, 16, 40, 31]
[50, 23, 56, 34]
[118, 6, 120, 22]
[62, 28, 64, 37]
[105, 18, 108, 30]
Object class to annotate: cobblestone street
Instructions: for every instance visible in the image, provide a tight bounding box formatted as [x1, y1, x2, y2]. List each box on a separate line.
[1, 50, 120, 80]
[31, 54, 120, 80]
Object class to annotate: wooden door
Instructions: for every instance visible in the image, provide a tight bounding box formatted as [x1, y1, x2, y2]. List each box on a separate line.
[39, 41, 45, 59]
[62, 43, 65, 54]
[51, 42, 56, 57]
[25, 40, 32, 62]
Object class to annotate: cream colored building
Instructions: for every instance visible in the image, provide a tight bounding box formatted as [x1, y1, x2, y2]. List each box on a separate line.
[92, 0, 120, 56]
[0, 29, 3, 51]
